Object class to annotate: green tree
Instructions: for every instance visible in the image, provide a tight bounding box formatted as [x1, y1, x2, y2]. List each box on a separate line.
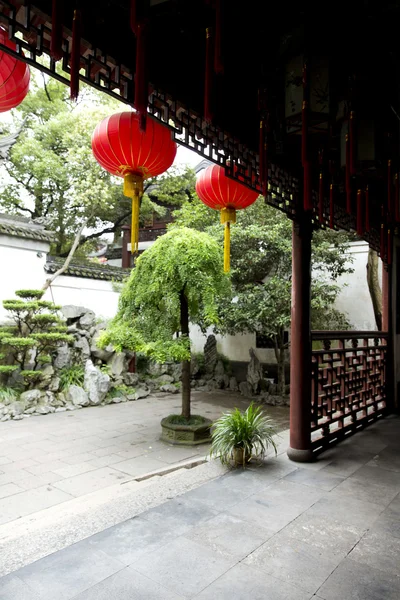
[172, 195, 353, 395]
[99, 228, 230, 419]
[0, 289, 72, 389]
[0, 71, 195, 256]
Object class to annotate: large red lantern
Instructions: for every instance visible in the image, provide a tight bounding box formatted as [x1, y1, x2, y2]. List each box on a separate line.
[196, 164, 259, 271]
[92, 112, 177, 253]
[0, 29, 30, 112]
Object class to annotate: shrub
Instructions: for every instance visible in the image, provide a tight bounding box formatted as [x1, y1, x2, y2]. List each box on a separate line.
[0, 387, 19, 404]
[59, 365, 85, 390]
[0, 289, 71, 390]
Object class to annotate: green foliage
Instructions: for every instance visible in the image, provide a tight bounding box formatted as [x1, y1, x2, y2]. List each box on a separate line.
[31, 333, 73, 344]
[210, 404, 278, 466]
[100, 228, 230, 363]
[15, 290, 44, 299]
[59, 365, 85, 390]
[165, 414, 208, 426]
[109, 384, 132, 398]
[0, 289, 70, 390]
[0, 387, 19, 403]
[99, 364, 111, 376]
[0, 365, 19, 374]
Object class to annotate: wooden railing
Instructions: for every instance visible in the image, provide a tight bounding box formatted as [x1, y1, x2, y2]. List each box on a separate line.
[311, 331, 388, 453]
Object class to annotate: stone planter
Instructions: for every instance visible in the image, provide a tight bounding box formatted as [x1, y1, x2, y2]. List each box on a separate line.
[160, 416, 212, 445]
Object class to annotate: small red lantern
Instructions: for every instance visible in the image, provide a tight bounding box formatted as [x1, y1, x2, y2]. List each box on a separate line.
[196, 164, 259, 272]
[0, 29, 30, 112]
[92, 112, 177, 253]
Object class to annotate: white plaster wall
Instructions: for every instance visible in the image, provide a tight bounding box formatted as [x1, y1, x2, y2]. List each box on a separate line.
[44, 276, 119, 320]
[0, 237, 49, 322]
[333, 241, 380, 331]
[190, 325, 276, 363]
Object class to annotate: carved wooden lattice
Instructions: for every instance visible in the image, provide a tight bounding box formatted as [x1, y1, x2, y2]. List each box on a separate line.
[311, 331, 388, 452]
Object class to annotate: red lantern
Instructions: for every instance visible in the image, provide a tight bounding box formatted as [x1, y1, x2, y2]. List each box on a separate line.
[92, 112, 177, 254]
[0, 29, 30, 112]
[196, 164, 259, 272]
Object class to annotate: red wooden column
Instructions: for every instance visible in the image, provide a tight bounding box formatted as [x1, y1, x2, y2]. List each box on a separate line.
[287, 217, 314, 462]
[382, 264, 389, 332]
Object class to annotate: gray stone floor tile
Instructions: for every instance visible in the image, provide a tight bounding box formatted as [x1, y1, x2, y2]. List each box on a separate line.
[283, 511, 362, 559]
[112, 456, 171, 477]
[0, 485, 73, 526]
[227, 479, 324, 532]
[349, 526, 400, 576]
[0, 482, 23, 499]
[332, 475, 399, 507]
[182, 476, 252, 510]
[133, 537, 235, 599]
[141, 496, 220, 535]
[0, 574, 43, 600]
[72, 568, 183, 599]
[16, 543, 124, 600]
[185, 512, 273, 561]
[321, 457, 369, 477]
[79, 516, 177, 564]
[317, 558, 400, 600]
[386, 492, 400, 519]
[195, 562, 313, 600]
[52, 467, 131, 497]
[307, 492, 383, 531]
[350, 464, 400, 489]
[244, 529, 340, 594]
[283, 468, 344, 491]
[366, 447, 400, 472]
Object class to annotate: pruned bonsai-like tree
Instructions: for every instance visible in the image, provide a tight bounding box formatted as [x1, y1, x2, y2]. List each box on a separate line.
[0, 289, 73, 389]
[99, 227, 230, 421]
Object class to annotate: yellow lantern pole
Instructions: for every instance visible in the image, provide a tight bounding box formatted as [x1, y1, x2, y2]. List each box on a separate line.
[124, 173, 144, 255]
[220, 207, 236, 272]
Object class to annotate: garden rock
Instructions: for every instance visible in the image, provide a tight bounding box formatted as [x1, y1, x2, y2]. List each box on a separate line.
[55, 344, 72, 370]
[190, 355, 201, 377]
[134, 387, 151, 399]
[247, 348, 263, 394]
[55, 407, 67, 412]
[214, 360, 225, 378]
[229, 377, 239, 392]
[239, 381, 253, 398]
[20, 389, 42, 407]
[160, 384, 179, 394]
[79, 311, 96, 330]
[49, 377, 61, 393]
[24, 407, 37, 414]
[91, 337, 114, 361]
[35, 405, 52, 415]
[84, 360, 110, 405]
[66, 385, 90, 407]
[1, 415, 10, 421]
[107, 352, 127, 378]
[204, 335, 218, 377]
[123, 373, 139, 386]
[154, 374, 174, 385]
[74, 336, 91, 359]
[62, 305, 89, 321]
[147, 361, 168, 377]
[8, 401, 25, 417]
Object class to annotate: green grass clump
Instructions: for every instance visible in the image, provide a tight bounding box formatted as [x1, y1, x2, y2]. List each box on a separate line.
[59, 365, 85, 390]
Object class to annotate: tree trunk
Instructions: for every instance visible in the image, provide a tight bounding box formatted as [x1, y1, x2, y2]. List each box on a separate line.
[42, 220, 87, 291]
[367, 249, 382, 330]
[180, 290, 191, 420]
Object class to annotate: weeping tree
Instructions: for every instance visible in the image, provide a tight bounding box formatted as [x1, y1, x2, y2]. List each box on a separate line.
[99, 228, 230, 420]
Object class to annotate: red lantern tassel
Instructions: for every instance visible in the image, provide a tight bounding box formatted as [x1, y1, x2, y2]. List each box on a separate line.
[388, 228, 392, 265]
[395, 174, 400, 223]
[356, 189, 363, 236]
[50, 0, 63, 61]
[349, 111, 356, 176]
[214, 0, 223, 74]
[329, 183, 334, 229]
[319, 173, 324, 222]
[388, 160, 392, 217]
[70, 9, 81, 101]
[135, 21, 148, 132]
[204, 27, 213, 123]
[130, 0, 138, 34]
[365, 186, 370, 232]
[345, 134, 352, 214]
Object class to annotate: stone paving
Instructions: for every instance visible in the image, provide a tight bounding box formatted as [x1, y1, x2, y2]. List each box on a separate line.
[0, 390, 289, 528]
[1, 414, 399, 599]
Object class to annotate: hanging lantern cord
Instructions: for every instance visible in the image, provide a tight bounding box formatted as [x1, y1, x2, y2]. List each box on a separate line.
[220, 207, 236, 272]
[124, 173, 144, 255]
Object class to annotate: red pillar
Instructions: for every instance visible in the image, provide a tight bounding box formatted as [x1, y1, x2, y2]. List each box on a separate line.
[122, 225, 132, 269]
[382, 264, 389, 332]
[287, 218, 314, 462]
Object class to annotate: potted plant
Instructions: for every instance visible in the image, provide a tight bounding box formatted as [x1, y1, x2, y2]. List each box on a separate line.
[210, 403, 278, 466]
